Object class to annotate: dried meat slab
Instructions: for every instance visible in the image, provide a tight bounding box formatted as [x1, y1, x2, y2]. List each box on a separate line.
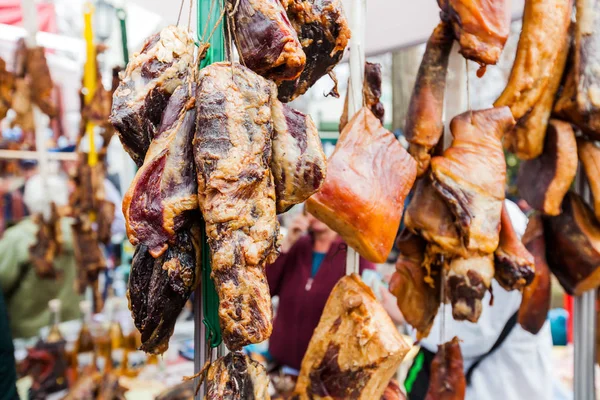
[26, 46, 57, 117]
[340, 62, 385, 132]
[306, 107, 417, 263]
[110, 26, 195, 166]
[294, 274, 410, 400]
[578, 139, 600, 222]
[205, 352, 271, 400]
[425, 337, 466, 400]
[228, 0, 305, 82]
[271, 100, 326, 213]
[194, 62, 280, 351]
[123, 79, 198, 258]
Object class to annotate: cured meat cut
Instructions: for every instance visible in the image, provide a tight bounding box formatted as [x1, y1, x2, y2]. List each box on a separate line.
[30, 203, 63, 279]
[405, 22, 453, 177]
[128, 227, 201, 354]
[518, 215, 551, 335]
[340, 62, 385, 132]
[26, 46, 57, 117]
[271, 100, 327, 213]
[438, 0, 511, 66]
[494, 0, 572, 120]
[123, 78, 198, 258]
[425, 337, 466, 400]
[277, 0, 351, 102]
[382, 380, 406, 400]
[517, 120, 577, 216]
[446, 254, 494, 322]
[389, 229, 440, 340]
[205, 352, 271, 400]
[11, 79, 34, 133]
[306, 107, 417, 263]
[494, 203, 535, 291]
[430, 107, 514, 255]
[194, 62, 280, 350]
[294, 274, 410, 400]
[0, 58, 13, 120]
[578, 139, 600, 221]
[110, 26, 195, 166]
[544, 192, 600, 295]
[227, 0, 305, 83]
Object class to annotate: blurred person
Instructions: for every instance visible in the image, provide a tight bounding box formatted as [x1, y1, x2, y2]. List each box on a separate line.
[0, 174, 80, 339]
[0, 290, 18, 400]
[1, 160, 38, 233]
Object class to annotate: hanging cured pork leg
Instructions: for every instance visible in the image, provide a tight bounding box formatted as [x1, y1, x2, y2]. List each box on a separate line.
[294, 274, 410, 400]
[205, 352, 271, 400]
[277, 0, 351, 102]
[340, 62, 385, 132]
[517, 119, 577, 216]
[578, 139, 600, 221]
[26, 46, 57, 117]
[123, 79, 198, 258]
[110, 26, 195, 166]
[194, 62, 280, 350]
[446, 254, 494, 322]
[227, 0, 305, 83]
[306, 107, 417, 263]
[405, 22, 453, 177]
[271, 100, 327, 213]
[425, 337, 466, 400]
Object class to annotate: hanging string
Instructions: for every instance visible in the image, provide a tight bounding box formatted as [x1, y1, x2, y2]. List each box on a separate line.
[177, 0, 186, 26]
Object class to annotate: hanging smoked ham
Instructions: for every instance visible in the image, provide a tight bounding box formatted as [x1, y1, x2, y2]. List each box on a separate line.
[405, 21, 454, 176]
[26, 46, 57, 117]
[578, 139, 600, 222]
[438, 0, 511, 67]
[544, 192, 600, 295]
[0, 58, 13, 120]
[495, 0, 572, 120]
[294, 274, 410, 400]
[425, 337, 466, 400]
[339, 62, 385, 132]
[205, 352, 271, 400]
[306, 107, 417, 263]
[517, 119, 577, 216]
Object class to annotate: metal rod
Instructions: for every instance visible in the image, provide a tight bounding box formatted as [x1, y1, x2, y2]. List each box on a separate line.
[195, 287, 206, 398]
[0, 150, 78, 161]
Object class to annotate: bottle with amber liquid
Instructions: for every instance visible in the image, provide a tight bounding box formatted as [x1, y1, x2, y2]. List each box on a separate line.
[46, 299, 64, 343]
[73, 300, 94, 377]
[107, 286, 125, 371]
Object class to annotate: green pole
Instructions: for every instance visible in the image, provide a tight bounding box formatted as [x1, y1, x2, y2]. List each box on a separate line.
[116, 8, 129, 65]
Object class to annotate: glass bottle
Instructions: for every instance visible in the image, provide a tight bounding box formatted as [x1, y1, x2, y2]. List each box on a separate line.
[74, 301, 94, 374]
[46, 299, 64, 343]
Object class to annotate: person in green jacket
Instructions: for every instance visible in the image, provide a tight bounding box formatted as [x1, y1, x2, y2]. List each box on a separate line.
[0, 174, 81, 339]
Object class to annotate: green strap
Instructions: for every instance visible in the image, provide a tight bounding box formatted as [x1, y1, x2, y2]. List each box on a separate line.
[116, 8, 129, 65]
[197, 0, 225, 348]
[404, 350, 425, 394]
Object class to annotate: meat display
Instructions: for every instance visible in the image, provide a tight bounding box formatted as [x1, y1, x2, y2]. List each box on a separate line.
[494, 203, 535, 291]
[11, 78, 35, 134]
[306, 107, 417, 263]
[294, 274, 410, 400]
[425, 337, 466, 400]
[123, 78, 198, 258]
[128, 227, 201, 354]
[430, 107, 514, 255]
[517, 120, 577, 216]
[389, 229, 440, 340]
[110, 26, 195, 166]
[205, 352, 271, 400]
[382, 380, 406, 400]
[446, 254, 494, 322]
[578, 139, 600, 221]
[494, 0, 573, 120]
[271, 100, 327, 213]
[193, 62, 280, 350]
[277, 0, 351, 102]
[26, 46, 57, 117]
[29, 203, 63, 279]
[0, 57, 13, 120]
[405, 22, 453, 177]
[544, 192, 600, 295]
[340, 62, 385, 132]
[64, 371, 127, 400]
[438, 0, 511, 66]
[518, 215, 551, 335]
[227, 0, 305, 83]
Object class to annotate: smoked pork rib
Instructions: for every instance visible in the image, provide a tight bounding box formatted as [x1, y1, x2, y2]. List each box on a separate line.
[0, 58, 13, 120]
[271, 100, 327, 213]
[194, 62, 280, 350]
[277, 0, 351, 102]
[438, 0, 510, 66]
[518, 214, 551, 335]
[544, 192, 600, 295]
[494, 203, 535, 291]
[517, 119, 577, 216]
[294, 274, 410, 400]
[110, 26, 195, 166]
[306, 107, 417, 263]
[578, 139, 600, 221]
[123, 79, 198, 258]
[205, 352, 271, 400]
[228, 0, 305, 83]
[494, 0, 572, 120]
[340, 62, 385, 132]
[425, 337, 466, 400]
[431, 107, 515, 255]
[405, 22, 453, 177]
[128, 227, 201, 354]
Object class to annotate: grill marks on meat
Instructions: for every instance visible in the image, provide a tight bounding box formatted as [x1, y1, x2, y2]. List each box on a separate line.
[194, 62, 280, 350]
[340, 62, 385, 132]
[405, 22, 454, 177]
[578, 139, 600, 221]
[438, 0, 510, 67]
[110, 26, 195, 166]
[205, 352, 271, 400]
[228, 0, 305, 83]
[0, 58, 13, 120]
[123, 80, 198, 258]
[425, 337, 466, 400]
[277, 0, 351, 102]
[517, 120, 578, 216]
[494, 0, 573, 120]
[128, 227, 201, 354]
[294, 274, 410, 400]
[271, 100, 326, 213]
